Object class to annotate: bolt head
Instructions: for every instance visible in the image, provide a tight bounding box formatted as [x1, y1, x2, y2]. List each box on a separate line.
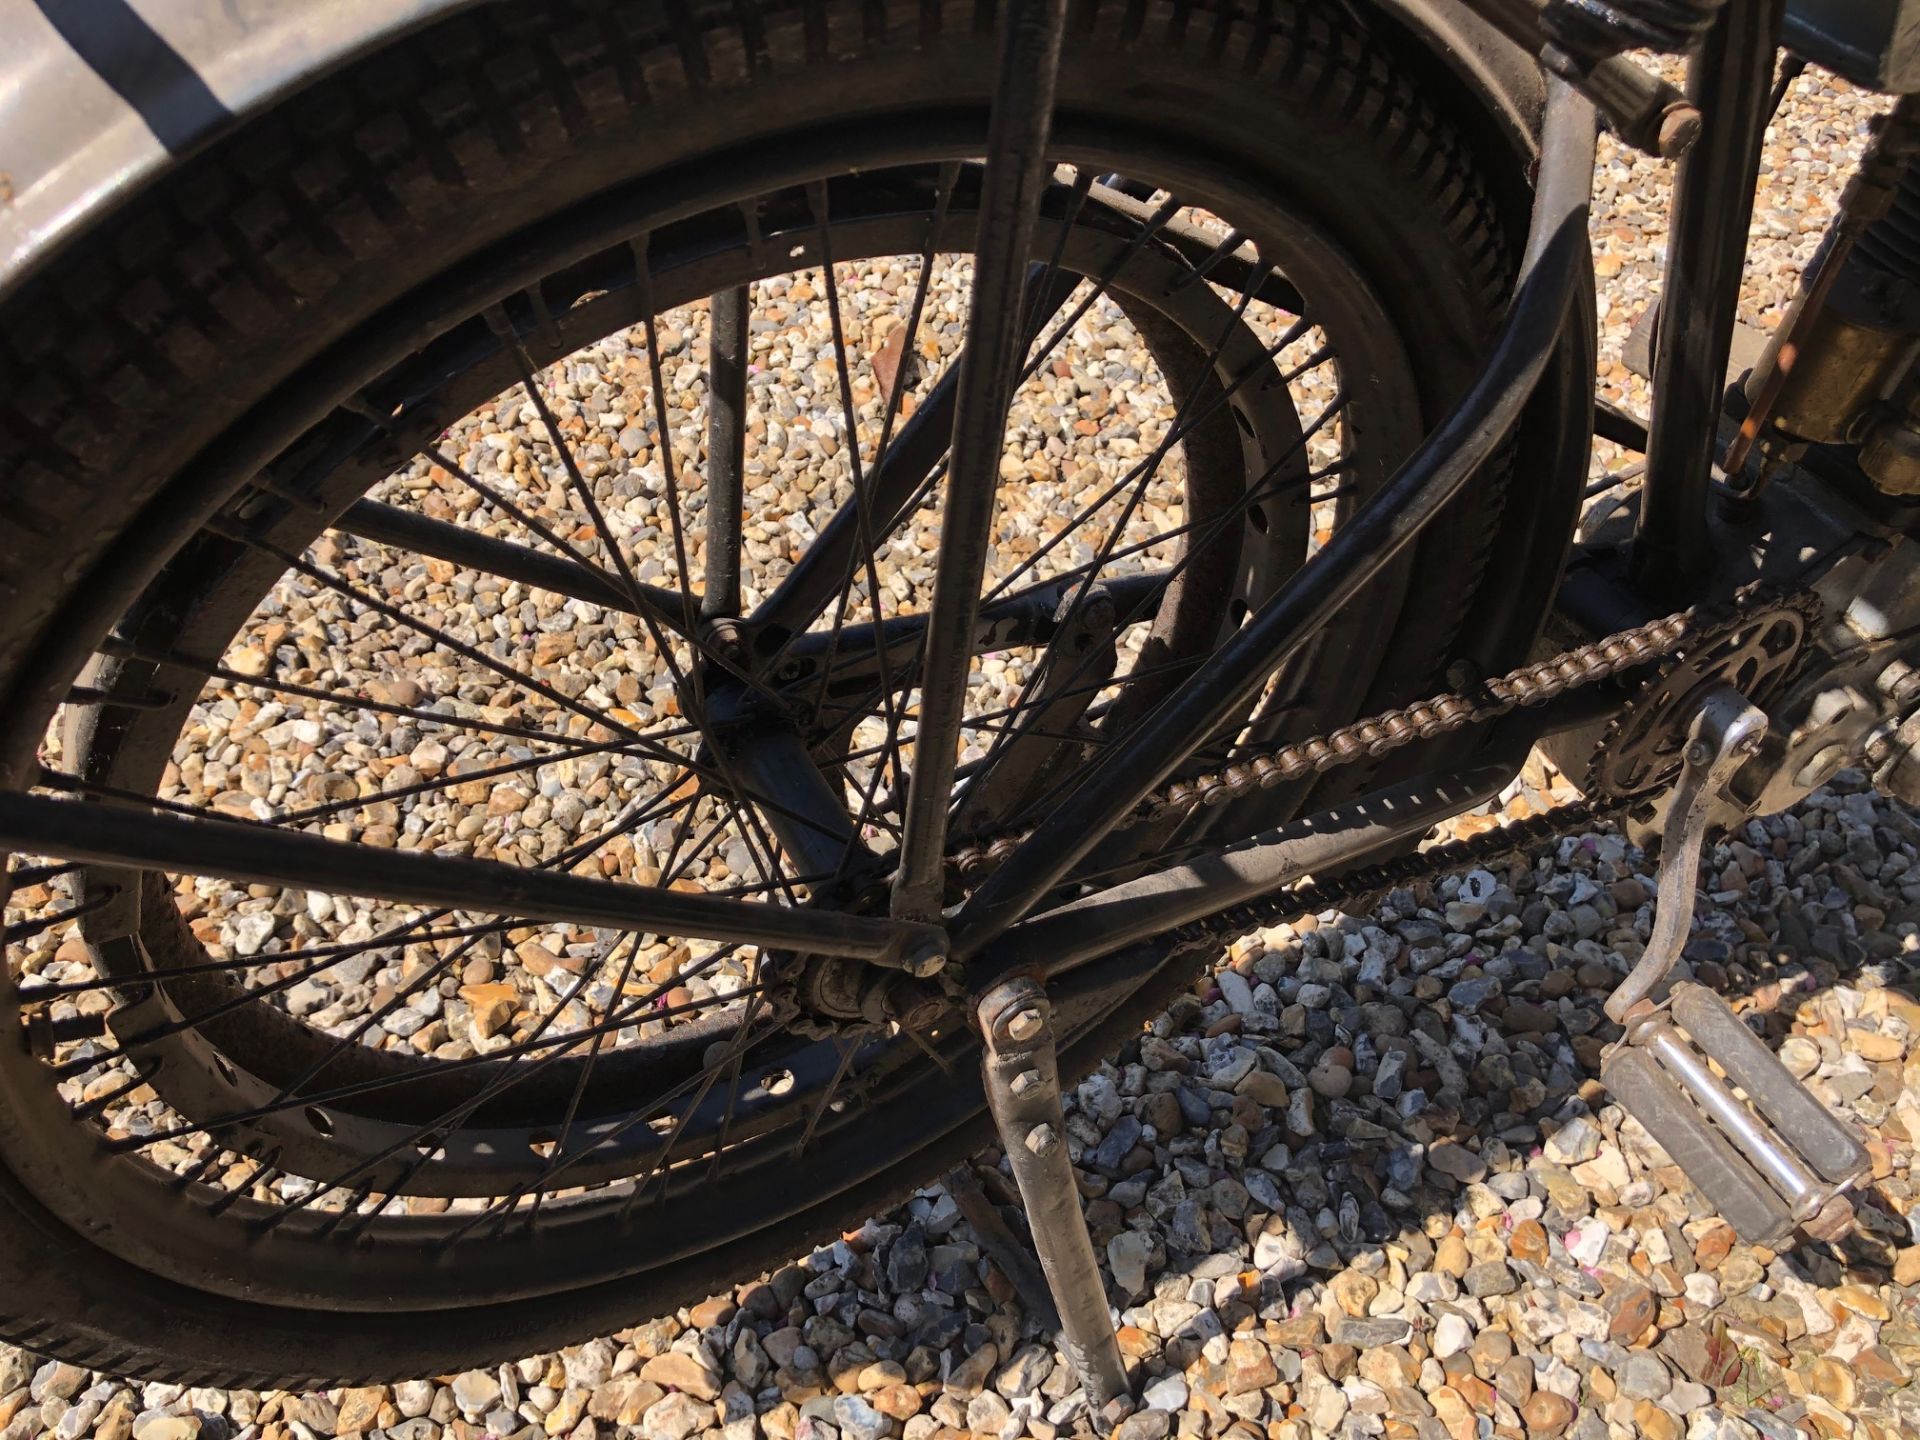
[1658, 104, 1703, 159]
[1004, 1006, 1046, 1043]
[901, 935, 947, 978]
[1024, 1123, 1058, 1155]
[1685, 740, 1712, 767]
[1010, 1068, 1044, 1096]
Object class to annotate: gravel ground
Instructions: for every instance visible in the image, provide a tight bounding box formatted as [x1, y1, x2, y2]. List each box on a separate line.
[5, 60, 1919, 1440]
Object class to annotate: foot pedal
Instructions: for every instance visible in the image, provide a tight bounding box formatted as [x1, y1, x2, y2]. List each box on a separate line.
[1603, 983, 1869, 1246]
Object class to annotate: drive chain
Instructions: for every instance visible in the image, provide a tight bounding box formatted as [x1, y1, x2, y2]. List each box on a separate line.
[949, 604, 1705, 883]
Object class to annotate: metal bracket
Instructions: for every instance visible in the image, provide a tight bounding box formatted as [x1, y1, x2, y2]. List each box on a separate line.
[976, 976, 1133, 1425]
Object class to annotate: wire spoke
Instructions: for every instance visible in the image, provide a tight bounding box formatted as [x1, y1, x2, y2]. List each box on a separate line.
[252, 924, 708, 1231]
[235, 531, 642, 743]
[45, 764, 706, 1105]
[793, 1034, 858, 1159]
[704, 286, 750, 620]
[489, 307, 784, 707]
[96, 633, 617, 750]
[802, 181, 908, 817]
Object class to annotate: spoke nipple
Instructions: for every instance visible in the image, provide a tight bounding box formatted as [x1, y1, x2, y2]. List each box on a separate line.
[1011, 1068, 1044, 1096]
[1024, 1123, 1058, 1156]
[1004, 1006, 1046, 1044]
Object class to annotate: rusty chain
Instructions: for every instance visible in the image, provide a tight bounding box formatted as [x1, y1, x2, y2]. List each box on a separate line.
[947, 604, 1710, 883]
[944, 587, 1812, 890]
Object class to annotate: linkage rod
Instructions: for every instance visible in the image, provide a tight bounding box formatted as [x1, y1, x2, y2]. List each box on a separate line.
[1631, 0, 1786, 591]
[0, 791, 937, 964]
[890, 0, 1071, 920]
[704, 286, 750, 621]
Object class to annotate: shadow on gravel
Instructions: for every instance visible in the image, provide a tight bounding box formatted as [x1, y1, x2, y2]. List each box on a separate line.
[945, 775, 1920, 1434]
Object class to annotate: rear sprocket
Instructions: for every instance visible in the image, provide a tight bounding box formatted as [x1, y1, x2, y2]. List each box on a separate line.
[1585, 585, 1820, 802]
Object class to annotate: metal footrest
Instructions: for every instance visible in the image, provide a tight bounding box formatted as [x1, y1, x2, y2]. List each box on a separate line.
[1604, 983, 1869, 1246]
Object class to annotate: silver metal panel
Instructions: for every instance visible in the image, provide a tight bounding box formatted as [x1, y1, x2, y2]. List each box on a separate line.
[0, 0, 476, 300]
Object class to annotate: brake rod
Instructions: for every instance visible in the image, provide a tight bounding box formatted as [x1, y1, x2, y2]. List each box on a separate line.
[0, 791, 941, 965]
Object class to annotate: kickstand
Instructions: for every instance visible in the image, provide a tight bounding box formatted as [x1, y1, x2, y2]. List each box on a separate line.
[977, 976, 1134, 1427]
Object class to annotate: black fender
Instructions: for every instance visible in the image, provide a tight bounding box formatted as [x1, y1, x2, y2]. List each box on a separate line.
[0, 0, 1551, 299]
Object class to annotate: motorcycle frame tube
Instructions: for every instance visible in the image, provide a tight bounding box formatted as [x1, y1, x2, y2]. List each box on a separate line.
[984, 758, 1519, 980]
[947, 77, 1601, 971]
[890, 0, 1072, 920]
[1631, 0, 1789, 593]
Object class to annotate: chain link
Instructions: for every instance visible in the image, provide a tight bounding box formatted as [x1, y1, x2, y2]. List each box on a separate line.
[949, 605, 1704, 883]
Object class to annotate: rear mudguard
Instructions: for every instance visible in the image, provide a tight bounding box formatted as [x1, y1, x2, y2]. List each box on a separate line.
[0, 0, 1547, 301]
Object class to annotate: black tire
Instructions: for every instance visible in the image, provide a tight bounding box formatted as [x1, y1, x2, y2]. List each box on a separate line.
[0, 0, 1574, 1384]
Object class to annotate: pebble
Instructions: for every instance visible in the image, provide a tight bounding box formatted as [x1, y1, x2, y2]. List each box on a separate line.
[1108, 1231, 1152, 1296]
[641, 1351, 721, 1400]
[1523, 1391, 1578, 1436]
[643, 1390, 710, 1440]
[449, 1371, 501, 1416]
[1433, 1313, 1473, 1359]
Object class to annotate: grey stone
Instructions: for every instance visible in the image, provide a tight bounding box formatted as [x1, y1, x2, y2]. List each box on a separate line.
[1330, 1317, 1412, 1347]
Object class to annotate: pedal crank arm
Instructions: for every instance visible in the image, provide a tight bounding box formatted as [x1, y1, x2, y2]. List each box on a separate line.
[1605, 683, 1767, 1024]
[1600, 683, 1869, 1244]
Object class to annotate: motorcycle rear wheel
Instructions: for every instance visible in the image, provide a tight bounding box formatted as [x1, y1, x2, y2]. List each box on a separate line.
[0, 0, 1574, 1385]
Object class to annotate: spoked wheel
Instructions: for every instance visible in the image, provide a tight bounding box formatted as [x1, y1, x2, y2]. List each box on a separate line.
[0, 0, 1575, 1385]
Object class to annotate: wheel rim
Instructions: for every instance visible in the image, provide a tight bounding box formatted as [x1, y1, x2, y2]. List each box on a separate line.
[2, 136, 1429, 1310]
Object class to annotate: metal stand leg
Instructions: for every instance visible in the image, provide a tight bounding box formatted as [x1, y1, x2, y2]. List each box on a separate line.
[977, 976, 1132, 1423]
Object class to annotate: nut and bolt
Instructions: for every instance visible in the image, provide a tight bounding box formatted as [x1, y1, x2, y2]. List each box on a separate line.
[1024, 1123, 1058, 1156]
[1010, 1068, 1044, 1096]
[702, 618, 748, 663]
[1792, 742, 1851, 791]
[1004, 1006, 1046, 1043]
[900, 935, 947, 978]
[1658, 103, 1703, 159]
